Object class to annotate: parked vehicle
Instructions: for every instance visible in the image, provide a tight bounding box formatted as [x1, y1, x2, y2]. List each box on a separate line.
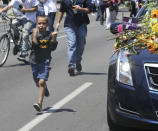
[107, 2, 158, 129]
[107, 48, 158, 129]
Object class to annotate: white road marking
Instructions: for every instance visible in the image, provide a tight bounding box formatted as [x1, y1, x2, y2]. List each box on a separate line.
[18, 82, 93, 131]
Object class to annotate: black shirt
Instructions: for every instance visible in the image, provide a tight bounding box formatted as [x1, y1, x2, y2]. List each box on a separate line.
[59, 0, 92, 28]
[29, 31, 58, 64]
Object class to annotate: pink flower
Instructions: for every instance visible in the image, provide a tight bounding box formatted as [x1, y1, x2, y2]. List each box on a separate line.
[117, 24, 123, 37]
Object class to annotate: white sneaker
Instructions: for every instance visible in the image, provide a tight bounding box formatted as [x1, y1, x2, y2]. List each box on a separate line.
[105, 27, 110, 30]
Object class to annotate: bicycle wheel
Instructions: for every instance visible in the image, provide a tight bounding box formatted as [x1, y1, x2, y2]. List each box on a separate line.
[0, 34, 10, 67]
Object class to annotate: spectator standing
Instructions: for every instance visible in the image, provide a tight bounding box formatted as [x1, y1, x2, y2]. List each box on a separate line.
[2, 0, 9, 19]
[103, 0, 120, 29]
[43, 0, 57, 32]
[105, 2, 111, 29]
[0, 0, 39, 61]
[55, 0, 92, 76]
[99, 0, 110, 25]
[109, 0, 120, 24]
[94, 0, 101, 21]
[30, 16, 58, 112]
[130, 0, 138, 17]
[91, 0, 96, 15]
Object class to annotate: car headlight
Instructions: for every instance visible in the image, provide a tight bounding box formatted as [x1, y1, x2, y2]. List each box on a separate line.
[116, 50, 133, 86]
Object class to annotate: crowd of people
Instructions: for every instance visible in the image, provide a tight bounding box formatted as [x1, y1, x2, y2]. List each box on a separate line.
[91, 0, 121, 29]
[0, 0, 144, 112]
[91, 0, 145, 29]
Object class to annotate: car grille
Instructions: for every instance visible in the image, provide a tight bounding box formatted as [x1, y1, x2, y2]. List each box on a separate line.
[144, 63, 158, 91]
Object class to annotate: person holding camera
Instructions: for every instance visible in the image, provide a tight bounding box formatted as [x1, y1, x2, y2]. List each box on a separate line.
[55, 0, 92, 76]
[0, 0, 39, 61]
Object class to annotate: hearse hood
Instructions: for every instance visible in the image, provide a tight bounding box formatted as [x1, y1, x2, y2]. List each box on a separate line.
[128, 49, 158, 66]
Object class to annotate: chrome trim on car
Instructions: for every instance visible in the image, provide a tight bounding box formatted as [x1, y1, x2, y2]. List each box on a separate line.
[155, 111, 158, 118]
[144, 63, 158, 91]
[118, 103, 140, 115]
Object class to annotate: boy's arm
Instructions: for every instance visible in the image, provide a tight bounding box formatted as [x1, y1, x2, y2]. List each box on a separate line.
[32, 28, 38, 45]
[49, 32, 58, 51]
[51, 32, 58, 43]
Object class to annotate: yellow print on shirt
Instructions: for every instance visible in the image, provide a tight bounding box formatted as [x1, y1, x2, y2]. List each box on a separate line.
[39, 40, 48, 48]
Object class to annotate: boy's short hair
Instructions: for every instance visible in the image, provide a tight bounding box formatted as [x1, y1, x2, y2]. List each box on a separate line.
[37, 15, 49, 24]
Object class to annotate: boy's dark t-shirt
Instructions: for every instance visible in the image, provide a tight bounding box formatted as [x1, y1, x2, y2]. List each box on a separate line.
[29, 31, 57, 64]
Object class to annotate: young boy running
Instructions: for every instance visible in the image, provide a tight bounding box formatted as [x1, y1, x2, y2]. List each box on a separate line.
[29, 15, 58, 112]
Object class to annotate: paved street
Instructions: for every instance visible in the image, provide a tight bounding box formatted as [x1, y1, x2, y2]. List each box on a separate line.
[0, 8, 151, 131]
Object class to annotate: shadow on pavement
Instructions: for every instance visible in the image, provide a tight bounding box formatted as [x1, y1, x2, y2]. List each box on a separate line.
[36, 108, 76, 115]
[76, 72, 107, 76]
[2, 61, 30, 68]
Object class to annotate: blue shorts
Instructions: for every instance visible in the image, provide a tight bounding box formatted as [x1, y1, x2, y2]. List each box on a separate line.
[31, 59, 51, 83]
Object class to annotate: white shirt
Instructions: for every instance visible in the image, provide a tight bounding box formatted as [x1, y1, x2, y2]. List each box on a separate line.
[9, 0, 39, 23]
[43, 0, 57, 16]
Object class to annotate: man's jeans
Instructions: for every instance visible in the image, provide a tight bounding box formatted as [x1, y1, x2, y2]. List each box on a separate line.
[13, 17, 34, 54]
[37, 2, 45, 16]
[65, 24, 87, 69]
[110, 10, 117, 24]
[48, 12, 56, 32]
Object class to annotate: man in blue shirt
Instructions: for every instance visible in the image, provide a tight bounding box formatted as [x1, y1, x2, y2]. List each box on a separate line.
[55, 0, 92, 76]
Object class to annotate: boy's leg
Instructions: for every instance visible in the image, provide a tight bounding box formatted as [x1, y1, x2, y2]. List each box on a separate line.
[33, 60, 51, 112]
[33, 79, 46, 112]
[38, 79, 46, 106]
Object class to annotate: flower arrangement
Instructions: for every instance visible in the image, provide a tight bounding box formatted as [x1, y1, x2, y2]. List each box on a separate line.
[114, 0, 158, 54]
